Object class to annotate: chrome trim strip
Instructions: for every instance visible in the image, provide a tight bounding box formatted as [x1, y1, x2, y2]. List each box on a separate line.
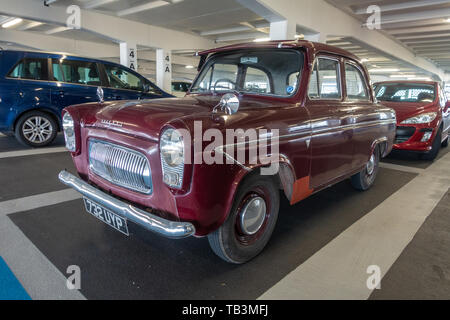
[58, 171, 195, 239]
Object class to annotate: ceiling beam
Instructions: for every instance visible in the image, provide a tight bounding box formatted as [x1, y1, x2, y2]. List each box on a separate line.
[354, 0, 450, 15]
[389, 25, 450, 35]
[199, 26, 251, 36]
[362, 8, 450, 27]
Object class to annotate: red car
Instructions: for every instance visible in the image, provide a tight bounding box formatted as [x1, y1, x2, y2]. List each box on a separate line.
[59, 41, 395, 263]
[374, 81, 450, 160]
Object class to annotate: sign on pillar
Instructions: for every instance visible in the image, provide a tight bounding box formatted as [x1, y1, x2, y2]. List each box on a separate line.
[120, 42, 138, 71]
[156, 48, 172, 93]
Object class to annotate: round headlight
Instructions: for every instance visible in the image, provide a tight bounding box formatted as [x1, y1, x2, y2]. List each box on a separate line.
[62, 112, 76, 152]
[160, 128, 184, 167]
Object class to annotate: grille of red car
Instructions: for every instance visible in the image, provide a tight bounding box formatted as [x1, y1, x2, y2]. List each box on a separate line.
[88, 139, 152, 194]
[395, 126, 416, 144]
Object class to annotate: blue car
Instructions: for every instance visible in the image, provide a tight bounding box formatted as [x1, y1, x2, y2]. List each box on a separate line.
[0, 49, 171, 147]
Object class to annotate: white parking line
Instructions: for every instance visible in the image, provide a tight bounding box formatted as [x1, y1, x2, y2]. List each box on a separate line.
[0, 189, 85, 300]
[0, 189, 81, 217]
[0, 147, 67, 159]
[259, 152, 450, 300]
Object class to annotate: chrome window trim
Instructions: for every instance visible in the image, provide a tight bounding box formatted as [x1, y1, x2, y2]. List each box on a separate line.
[307, 55, 343, 101]
[343, 61, 371, 102]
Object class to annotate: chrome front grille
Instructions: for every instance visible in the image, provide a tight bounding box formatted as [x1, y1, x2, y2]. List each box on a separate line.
[89, 140, 152, 194]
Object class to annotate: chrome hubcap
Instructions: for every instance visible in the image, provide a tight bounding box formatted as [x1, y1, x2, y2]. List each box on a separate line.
[239, 196, 267, 235]
[22, 116, 53, 143]
[366, 154, 375, 175]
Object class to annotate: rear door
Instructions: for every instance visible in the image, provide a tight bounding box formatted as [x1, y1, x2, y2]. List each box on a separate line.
[49, 56, 101, 111]
[6, 53, 53, 120]
[343, 60, 377, 169]
[306, 56, 354, 189]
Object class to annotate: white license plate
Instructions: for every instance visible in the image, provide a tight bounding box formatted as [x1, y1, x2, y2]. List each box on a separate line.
[83, 197, 129, 236]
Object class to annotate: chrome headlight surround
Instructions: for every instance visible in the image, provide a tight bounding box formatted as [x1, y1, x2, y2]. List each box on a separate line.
[62, 112, 76, 152]
[160, 128, 184, 189]
[401, 112, 437, 124]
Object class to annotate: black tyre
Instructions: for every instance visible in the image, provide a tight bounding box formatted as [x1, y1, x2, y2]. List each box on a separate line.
[208, 173, 280, 264]
[14, 111, 57, 148]
[441, 133, 448, 148]
[351, 145, 380, 191]
[421, 128, 442, 161]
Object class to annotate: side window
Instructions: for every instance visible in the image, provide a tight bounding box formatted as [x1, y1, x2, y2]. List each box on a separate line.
[244, 67, 271, 94]
[345, 63, 369, 100]
[308, 57, 341, 100]
[51, 60, 64, 82]
[8, 58, 49, 81]
[60, 60, 101, 86]
[104, 64, 144, 91]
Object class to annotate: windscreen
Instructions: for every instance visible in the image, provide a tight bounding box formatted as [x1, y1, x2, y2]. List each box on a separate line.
[191, 49, 304, 97]
[375, 83, 436, 103]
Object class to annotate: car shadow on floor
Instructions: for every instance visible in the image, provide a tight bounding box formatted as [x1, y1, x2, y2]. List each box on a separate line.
[382, 146, 449, 169]
[0, 134, 65, 152]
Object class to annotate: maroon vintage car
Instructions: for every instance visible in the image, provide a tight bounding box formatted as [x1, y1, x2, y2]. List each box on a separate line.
[374, 81, 450, 160]
[59, 40, 395, 263]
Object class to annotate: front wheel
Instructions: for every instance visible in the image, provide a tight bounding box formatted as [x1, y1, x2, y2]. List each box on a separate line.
[14, 111, 57, 148]
[351, 145, 380, 191]
[208, 173, 280, 264]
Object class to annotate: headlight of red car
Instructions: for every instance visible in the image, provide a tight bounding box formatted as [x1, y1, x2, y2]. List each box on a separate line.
[160, 127, 184, 189]
[62, 112, 76, 152]
[401, 112, 437, 124]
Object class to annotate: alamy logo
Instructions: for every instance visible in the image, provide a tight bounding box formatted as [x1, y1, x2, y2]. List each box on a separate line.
[66, 265, 81, 290]
[366, 265, 381, 290]
[366, 5, 381, 30]
[66, 5, 81, 30]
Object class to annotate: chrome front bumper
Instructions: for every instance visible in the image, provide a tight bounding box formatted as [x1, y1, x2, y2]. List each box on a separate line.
[58, 171, 195, 239]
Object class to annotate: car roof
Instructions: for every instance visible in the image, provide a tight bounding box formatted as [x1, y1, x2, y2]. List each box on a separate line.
[197, 39, 362, 62]
[0, 49, 130, 71]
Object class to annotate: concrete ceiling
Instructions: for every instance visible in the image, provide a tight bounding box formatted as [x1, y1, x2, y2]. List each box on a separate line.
[326, 0, 450, 77]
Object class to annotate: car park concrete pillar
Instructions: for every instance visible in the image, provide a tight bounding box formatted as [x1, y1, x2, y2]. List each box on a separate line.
[269, 20, 296, 40]
[156, 48, 172, 93]
[120, 42, 138, 72]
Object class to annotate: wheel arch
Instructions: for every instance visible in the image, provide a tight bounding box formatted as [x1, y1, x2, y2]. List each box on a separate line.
[13, 108, 61, 132]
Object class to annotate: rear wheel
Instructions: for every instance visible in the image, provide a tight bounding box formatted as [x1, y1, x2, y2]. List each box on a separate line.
[208, 173, 280, 264]
[351, 145, 380, 191]
[421, 128, 442, 161]
[441, 133, 448, 148]
[14, 111, 57, 148]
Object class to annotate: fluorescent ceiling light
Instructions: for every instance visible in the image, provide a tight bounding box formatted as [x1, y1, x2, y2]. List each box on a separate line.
[390, 74, 416, 78]
[361, 58, 369, 63]
[323, 76, 336, 79]
[2, 18, 23, 28]
[117, 1, 171, 17]
[253, 37, 270, 42]
[407, 77, 432, 81]
[185, 65, 194, 69]
[369, 68, 399, 73]
[446, 18, 450, 23]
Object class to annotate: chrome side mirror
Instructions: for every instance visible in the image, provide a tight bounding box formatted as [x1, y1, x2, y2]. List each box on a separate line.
[213, 93, 240, 115]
